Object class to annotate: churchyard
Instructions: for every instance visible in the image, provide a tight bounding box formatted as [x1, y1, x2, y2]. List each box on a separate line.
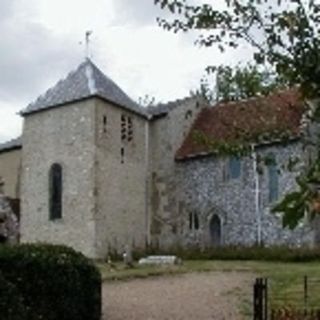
[3, 242, 320, 319]
[99, 260, 320, 319]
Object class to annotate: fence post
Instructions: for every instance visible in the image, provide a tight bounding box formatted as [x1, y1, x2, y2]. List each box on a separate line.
[253, 278, 268, 320]
[264, 278, 268, 320]
[254, 278, 268, 320]
[304, 275, 308, 316]
[253, 278, 260, 320]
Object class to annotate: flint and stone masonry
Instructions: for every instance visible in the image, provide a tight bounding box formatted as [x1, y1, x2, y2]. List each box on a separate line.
[0, 59, 317, 258]
[176, 142, 314, 248]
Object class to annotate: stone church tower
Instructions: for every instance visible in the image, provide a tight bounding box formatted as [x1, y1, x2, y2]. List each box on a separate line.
[17, 59, 203, 258]
[19, 59, 151, 258]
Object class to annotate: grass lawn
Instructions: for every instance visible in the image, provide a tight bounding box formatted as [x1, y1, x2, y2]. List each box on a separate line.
[98, 260, 320, 311]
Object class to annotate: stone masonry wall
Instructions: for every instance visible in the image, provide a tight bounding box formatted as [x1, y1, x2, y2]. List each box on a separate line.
[0, 149, 21, 199]
[20, 99, 97, 258]
[148, 97, 206, 249]
[94, 99, 148, 258]
[175, 141, 314, 248]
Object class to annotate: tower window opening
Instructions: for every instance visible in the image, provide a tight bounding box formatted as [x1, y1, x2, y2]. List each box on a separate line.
[121, 148, 125, 164]
[49, 163, 63, 220]
[103, 115, 107, 133]
[121, 114, 134, 142]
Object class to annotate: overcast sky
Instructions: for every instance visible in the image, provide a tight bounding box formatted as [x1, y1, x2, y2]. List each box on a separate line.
[0, 0, 251, 142]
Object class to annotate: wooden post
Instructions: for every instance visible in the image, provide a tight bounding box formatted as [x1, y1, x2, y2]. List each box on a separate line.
[304, 275, 308, 316]
[264, 278, 268, 320]
[254, 278, 262, 320]
[253, 277, 268, 320]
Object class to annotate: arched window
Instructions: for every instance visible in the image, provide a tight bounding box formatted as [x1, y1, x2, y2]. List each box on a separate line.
[49, 163, 63, 220]
[210, 214, 222, 246]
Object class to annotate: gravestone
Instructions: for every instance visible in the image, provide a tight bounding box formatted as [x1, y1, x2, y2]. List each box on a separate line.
[138, 255, 182, 265]
[123, 244, 133, 268]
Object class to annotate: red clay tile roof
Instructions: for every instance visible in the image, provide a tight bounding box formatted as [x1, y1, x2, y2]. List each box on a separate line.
[176, 89, 305, 160]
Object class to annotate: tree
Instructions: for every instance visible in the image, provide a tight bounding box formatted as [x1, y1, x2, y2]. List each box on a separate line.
[154, 0, 320, 98]
[138, 94, 157, 107]
[154, 0, 320, 228]
[191, 63, 288, 103]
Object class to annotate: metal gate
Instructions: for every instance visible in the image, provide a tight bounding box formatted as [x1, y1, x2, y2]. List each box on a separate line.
[253, 276, 320, 320]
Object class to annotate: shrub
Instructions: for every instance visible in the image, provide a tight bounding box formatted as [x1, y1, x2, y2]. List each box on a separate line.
[0, 271, 26, 320]
[131, 245, 320, 262]
[271, 306, 320, 319]
[0, 244, 101, 320]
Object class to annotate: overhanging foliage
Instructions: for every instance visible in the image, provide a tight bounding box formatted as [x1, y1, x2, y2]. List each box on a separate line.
[154, 0, 320, 228]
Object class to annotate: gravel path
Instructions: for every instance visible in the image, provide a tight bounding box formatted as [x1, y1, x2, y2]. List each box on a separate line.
[102, 272, 253, 320]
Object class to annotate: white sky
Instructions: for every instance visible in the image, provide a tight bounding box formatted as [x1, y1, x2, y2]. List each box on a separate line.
[0, 0, 251, 142]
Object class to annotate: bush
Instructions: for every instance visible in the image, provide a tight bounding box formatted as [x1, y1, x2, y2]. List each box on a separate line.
[0, 244, 101, 320]
[0, 272, 26, 320]
[131, 245, 320, 262]
[271, 307, 320, 319]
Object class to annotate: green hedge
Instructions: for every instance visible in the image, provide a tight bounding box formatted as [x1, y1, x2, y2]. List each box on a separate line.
[0, 244, 101, 320]
[126, 245, 320, 262]
[183, 245, 320, 262]
[0, 271, 26, 320]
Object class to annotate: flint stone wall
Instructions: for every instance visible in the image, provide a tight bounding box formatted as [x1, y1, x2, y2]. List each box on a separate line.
[175, 141, 314, 248]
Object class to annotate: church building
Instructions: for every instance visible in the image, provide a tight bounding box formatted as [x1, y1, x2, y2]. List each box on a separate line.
[0, 59, 316, 258]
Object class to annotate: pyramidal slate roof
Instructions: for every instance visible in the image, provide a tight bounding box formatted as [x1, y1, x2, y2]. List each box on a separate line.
[21, 59, 148, 117]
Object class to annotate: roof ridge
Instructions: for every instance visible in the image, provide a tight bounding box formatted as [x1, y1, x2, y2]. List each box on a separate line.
[147, 95, 203, 117]
[153, 95, 198, 108]
[84, 62, 97, 95]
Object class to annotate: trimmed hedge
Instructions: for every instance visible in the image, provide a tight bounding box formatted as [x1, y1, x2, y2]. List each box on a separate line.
[0, 244, 101, 320]
[126, 245, 320, 262]
[0, 272, 26, 320]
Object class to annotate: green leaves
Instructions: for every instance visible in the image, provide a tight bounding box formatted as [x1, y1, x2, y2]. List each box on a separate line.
[0, 272, 26, 320]
[273, 191, 307, 229]
[154, 0, 320, 100]
[211, 63, 287, 102]
[155, 0, 320, 229]
[0, 244, 101, 320]
[272, 155, 320, 229]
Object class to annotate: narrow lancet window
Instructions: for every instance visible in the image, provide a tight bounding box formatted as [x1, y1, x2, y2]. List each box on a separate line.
[103, 115, 107, 133]
[49, 163, 63, 220]
[229, 156, 241, 179]
[267, 154, 279, 202]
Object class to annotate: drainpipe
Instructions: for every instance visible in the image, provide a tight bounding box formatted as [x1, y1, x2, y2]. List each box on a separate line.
[144, 120, 151, 247]
[251, 144, 262, 245]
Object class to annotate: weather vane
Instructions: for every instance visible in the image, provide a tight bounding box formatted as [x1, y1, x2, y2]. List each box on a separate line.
[85, 30, 93, 59]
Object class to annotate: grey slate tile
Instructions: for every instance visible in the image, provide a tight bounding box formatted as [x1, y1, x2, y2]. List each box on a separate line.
[20, 59, 148, 117]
